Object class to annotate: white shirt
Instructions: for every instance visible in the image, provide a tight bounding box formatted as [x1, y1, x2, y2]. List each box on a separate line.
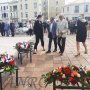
[57, 19, 68, 37]
[27, 23, 33, 29]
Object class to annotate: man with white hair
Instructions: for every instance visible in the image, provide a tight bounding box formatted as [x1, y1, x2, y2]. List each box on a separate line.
[57, 14, 68, 55]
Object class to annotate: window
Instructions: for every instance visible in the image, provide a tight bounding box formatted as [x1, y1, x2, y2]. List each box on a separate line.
[34, 2, 37, 9]
[25, 4, 28, 9]
[2, 13, 6, 18]
[67, 7, 69, 12]
[3, 6, 6, 10]
[13, 5, 17, 11]
[20, 4, 22, 10]
[21, 12, 23, 18]
[44, 1, 46, 5]
[25, 12, 28, 18]
[11, 13, 12, 18]
[56, 7, 58, 12]
[84, 5, 88, 12]
[63, 8, 64, 13]
[7, 13, 8, 17]
[10, 6, 12, 11]
[56, 1, 58, 5]
[1, 6, 2, 10]
[75, 6, 79, 13]
[34, 12, 37, 17]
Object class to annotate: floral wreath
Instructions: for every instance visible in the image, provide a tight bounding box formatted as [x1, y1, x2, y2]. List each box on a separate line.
[15, 42, 30, 51]
[41, 64, 90, 88]
[0, 53, 15, 73]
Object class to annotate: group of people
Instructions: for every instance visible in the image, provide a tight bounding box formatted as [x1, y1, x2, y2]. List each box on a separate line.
[33, 14, 88, 56]
[0, 20, 15, 37]
[33, 14, 68, 56]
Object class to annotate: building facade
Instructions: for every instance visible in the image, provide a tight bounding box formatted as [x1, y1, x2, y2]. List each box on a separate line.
[9, 0, 18, 21]
[0, 0, 65, 22]
[0, 0, 18, 22]
[48, 0, 65, 19]
[18, 0, 43, 22]
[0, 2, 10, 21]
[62, 0, 90, 21]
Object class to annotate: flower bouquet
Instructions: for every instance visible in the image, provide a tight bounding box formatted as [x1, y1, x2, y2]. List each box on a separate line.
[41, 64, 90, 88]
[15, 42, 30, 52]
[0, 53, 15, 73]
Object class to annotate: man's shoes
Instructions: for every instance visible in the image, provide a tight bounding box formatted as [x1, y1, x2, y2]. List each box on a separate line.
[84, 51, 88, 54]
[33, 52, 37, 54]
[59, 51, 61, 53]
[60, 53, 63, 56]
[53, 50, 57, 52]
[42, 49, 45, 51]
[46, 51, 51, 54]
[75, 53, 80, 57]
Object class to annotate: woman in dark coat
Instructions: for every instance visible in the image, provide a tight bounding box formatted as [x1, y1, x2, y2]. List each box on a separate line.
[33, 15, 45, 54]
[75, 15, 88, 56]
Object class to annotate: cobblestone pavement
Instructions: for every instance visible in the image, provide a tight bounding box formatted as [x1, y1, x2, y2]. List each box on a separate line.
[1, 34, 90, 90]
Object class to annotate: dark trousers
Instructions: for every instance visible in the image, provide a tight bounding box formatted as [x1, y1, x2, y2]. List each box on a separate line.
[58, 37, 66, 53]
[1, 30, 5, 36]
[34, 36, 44, 50]
[29, 29, 33, 36]
[11, 29, 15, 37]
[48, 37, 57, 51]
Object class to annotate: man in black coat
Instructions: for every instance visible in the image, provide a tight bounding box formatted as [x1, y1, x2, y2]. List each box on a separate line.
[33, 15, 45, 54]
[0, 20, 5, 36]
[10, 20, 15, 37]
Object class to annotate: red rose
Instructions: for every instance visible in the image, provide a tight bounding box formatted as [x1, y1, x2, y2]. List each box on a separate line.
[9, 60, 14, 65]
[57, 76, 62, 81]
[69, 77, 73, 82]
[57, 68, 62, 73]
[69, 77, 77, 85]
[64, 67, 71, 75]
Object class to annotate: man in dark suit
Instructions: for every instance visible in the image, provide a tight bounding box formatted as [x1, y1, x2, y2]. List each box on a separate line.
[33, 15, 45, 54]
[46, 17, 57, 53]
[0, 20, 5, 36]
[10, 20, 15, 37]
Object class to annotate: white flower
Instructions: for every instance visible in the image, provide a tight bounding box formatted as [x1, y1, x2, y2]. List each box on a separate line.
[62, 74, 65, 78]
[77, 74, 81, 77]
[53, 69, 57, 73]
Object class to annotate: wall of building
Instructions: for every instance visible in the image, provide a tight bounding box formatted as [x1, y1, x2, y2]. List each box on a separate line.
[0, 0, 18, 22]
[9, 0, 18, 21]
[18, 0, 43, 22]
[62, 2, 90, 20]
[0, 3, 10, 21]
[0, 0, 65, 22]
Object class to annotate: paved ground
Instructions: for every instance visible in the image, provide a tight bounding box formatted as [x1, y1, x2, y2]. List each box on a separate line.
[0, 35, 33, 55]
[0, 34, 90, 90]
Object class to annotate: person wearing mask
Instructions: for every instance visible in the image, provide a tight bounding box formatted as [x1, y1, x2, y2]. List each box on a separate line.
[33, 15, 45, 54]
[10, 20, 15, 37]
[75, 14, 88, 56]
[46, 17, 57, 53]
[57, 14, 68, 56]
